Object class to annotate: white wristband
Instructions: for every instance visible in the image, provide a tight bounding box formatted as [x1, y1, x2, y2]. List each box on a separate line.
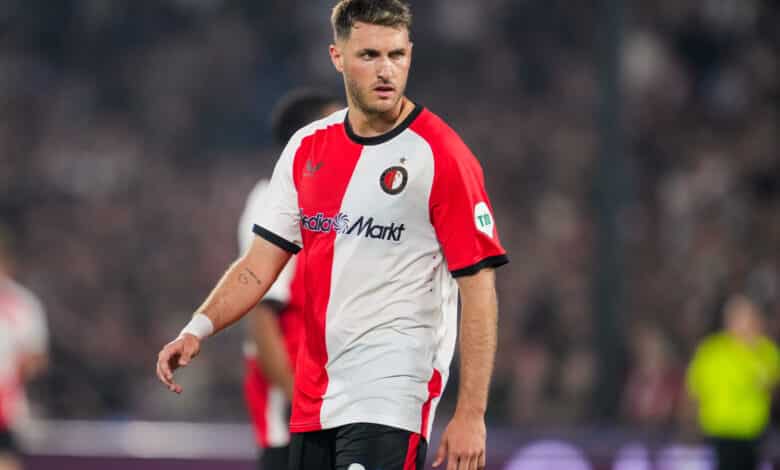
[178, 313, 215, 340]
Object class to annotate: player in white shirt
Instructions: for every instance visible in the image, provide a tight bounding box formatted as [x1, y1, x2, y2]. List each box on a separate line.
[157, 2, 507, 469]
[0, 232, 48, 470]
[240, 90, 341, 470]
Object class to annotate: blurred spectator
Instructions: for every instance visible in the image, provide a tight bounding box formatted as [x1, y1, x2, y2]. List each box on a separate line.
[621, 323, 684, 429]
[686, 295, 780, 470]
[0, 228, 49, 470]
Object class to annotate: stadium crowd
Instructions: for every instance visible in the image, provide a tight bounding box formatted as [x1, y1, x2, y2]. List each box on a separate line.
[1, 0, 777, 433]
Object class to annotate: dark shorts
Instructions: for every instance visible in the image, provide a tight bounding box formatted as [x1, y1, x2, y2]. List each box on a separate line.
[0, 428, 18, 455]
[289, 423, 427, 470]
[710, 437, 761, 470]
[258, 445, 289, 470]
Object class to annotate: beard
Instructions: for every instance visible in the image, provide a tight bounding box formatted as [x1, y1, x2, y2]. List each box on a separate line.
[345, 76, 403, 116]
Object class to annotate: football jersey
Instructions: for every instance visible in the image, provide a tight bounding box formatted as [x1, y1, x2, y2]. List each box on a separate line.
[253, 104, 507, 438]
[239, 179, 305, 448]
[0, 279, 48, 430]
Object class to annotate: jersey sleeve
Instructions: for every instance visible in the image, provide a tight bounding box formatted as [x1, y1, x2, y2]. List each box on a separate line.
[239, 179, 295, 304]
[250, 136, 303, 254]
[429, 134, 508, 277]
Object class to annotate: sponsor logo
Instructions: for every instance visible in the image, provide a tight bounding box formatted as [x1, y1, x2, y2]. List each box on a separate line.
[300, 211, 405, 242]
[474, 202, 494, 238]
[304, 159, 323, 176]
[380, 165, 408, 195]
[300, 211, 350, 234]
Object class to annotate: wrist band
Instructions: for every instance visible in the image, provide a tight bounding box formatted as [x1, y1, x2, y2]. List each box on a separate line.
[178, 313, 215, 340]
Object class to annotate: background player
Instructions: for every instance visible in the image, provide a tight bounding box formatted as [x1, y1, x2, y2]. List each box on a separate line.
[238, 90, 341, 470]
[156, 1, 507, 469]
[0, 229, 48, 470]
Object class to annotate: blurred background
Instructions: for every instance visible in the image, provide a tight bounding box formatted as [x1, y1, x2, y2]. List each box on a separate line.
[1, 0, 778, 468]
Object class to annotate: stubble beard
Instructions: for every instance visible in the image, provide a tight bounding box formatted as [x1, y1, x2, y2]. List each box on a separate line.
[346, 77, 403, 117]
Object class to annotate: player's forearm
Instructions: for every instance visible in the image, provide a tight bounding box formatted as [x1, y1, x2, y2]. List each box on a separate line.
[252, 304, 295, 399]
[194, 258, 267, 334]
[181, 237, 292, 340]
[455, 269, 498, 417]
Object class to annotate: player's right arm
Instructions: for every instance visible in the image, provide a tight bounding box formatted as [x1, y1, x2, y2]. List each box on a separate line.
[157, 121, 308, 394]
[156, 235, 291, 394]
[250, 302, 294, 399]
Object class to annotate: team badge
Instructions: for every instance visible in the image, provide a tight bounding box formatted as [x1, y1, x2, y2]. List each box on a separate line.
[380, 166, 408, 195]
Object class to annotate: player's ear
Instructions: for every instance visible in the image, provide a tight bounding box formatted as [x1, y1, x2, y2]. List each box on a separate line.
[329, 44, 344, 73]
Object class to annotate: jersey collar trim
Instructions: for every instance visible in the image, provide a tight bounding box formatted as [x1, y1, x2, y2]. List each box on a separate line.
[344, 103, 424, 146]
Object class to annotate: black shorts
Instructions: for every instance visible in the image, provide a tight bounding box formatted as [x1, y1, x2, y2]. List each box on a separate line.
[0, 428, 18, 455]
[258, 445, 289, 470]
[289, 423, 427, 470]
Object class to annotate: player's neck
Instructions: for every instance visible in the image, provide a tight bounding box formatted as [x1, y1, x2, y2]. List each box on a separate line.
[347, 97, 413, 138]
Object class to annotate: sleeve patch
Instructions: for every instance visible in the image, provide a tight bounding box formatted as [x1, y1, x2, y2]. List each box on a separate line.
[474, 202, 495, 239]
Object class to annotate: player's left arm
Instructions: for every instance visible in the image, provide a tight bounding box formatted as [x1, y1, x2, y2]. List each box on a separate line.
[434, 268, 497, 470]
[427, 127, 506, 470]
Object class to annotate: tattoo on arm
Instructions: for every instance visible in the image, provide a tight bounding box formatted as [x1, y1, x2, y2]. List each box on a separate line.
[243, 268, 262, 286]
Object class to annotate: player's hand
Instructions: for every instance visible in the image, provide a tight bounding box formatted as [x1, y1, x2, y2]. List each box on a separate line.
[432, 410, 486, 470]
[156, 334, 201, 394]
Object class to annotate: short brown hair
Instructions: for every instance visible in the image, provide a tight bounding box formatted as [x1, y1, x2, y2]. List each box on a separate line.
[331, 0, 412, 41]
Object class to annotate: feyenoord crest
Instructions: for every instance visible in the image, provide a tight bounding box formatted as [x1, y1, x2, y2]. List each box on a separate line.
[380, 166, 408, 195]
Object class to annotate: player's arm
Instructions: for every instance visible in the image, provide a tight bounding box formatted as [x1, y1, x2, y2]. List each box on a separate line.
[250, 301, 294, 399]
[156, 235, 292, 393]
[434, 267, 497, 470]
[454, 267, 497, 416]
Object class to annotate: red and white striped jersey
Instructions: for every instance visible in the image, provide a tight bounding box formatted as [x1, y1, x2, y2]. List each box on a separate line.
[239, 180, 305, 448]
[252, 104, 507, 438]
[0, 279, 48, 430]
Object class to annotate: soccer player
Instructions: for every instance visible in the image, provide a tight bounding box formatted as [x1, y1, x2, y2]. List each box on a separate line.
[156, 1, 508, 469]
[239, 90, 341, 470]
[0, 230, 48, 470]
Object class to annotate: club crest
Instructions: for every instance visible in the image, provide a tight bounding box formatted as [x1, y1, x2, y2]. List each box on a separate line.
[380, 166, 408, 195]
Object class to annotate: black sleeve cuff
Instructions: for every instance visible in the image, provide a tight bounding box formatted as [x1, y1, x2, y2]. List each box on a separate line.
[253, 225, 301, 254]
[450, 254, 509, 278]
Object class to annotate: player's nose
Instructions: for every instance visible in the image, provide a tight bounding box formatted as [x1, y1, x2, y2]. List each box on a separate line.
[376, 56, 393, 79]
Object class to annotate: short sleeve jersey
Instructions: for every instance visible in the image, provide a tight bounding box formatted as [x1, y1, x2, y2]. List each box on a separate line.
[253, 104, 508, 438]
[0, 279, 48, 429]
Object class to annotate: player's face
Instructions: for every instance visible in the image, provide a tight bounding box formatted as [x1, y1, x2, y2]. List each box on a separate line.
[330, 22, 412, 116]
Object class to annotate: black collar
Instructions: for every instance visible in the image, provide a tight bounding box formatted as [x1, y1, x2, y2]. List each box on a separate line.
[344, 104, 424, 145]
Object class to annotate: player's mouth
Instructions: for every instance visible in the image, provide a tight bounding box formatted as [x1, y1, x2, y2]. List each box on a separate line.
[373, 85, 395, 99]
